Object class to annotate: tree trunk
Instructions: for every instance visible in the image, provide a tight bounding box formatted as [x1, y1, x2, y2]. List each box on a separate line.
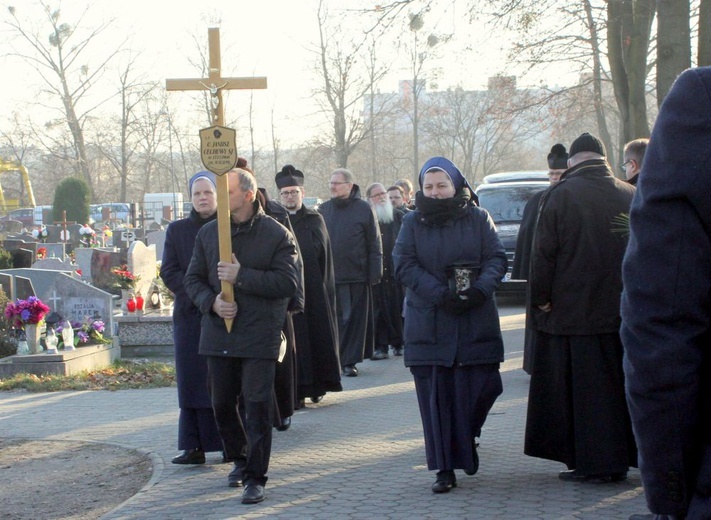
[656, 0, 691, 106]
[699, 0, 711, 66]
[583, 0, 617, 167]
[607, 0, 654, 159]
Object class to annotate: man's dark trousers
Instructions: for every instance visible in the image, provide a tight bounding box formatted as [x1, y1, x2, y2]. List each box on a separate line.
[207, 356, 276, 486]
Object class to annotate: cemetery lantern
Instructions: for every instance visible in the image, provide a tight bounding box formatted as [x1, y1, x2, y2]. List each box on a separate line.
[44, 312, 60, 355]
[61, 317, 75, 351]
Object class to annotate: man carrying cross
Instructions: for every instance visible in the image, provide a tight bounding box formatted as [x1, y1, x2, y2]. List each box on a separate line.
[184, 167, 300, 504]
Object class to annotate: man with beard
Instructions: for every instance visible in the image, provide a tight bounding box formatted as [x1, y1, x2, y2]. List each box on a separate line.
[319, 168, 383, 377]
[276, 165, 342, 404]
[366, 182, 405, 359]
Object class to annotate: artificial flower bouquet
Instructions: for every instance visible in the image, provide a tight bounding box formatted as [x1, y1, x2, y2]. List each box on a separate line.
[4, 296, 50, 328]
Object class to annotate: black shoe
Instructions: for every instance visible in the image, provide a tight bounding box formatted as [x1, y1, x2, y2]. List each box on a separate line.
[241, 483, 265, 504]
[371, 350, 389, 360]
[393, 346, 404, 356]
[310, 395, 324, 403]
[343, 365, 358, 377]
[171, 449, 205, 465]
[432, 470, 457, 493]
[464, 440, 479, 476]
[276, 416, 291, 431]
[559, 469, 627, 483]
[228, 463, 244, 487]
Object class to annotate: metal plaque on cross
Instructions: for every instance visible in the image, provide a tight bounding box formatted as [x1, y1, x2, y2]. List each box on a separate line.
[199, 126, 237, 175]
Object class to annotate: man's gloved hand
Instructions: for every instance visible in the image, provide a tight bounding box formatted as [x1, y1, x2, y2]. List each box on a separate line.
[457, 286, 488, 307]
[440, 292, 470, 315]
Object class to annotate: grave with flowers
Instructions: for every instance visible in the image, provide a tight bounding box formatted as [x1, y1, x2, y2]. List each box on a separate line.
[0, 269, 120, 377]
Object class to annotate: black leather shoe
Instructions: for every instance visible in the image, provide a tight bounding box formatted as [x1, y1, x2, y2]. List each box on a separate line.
[559, 469, 627, 483]
[371, 350, 389, 360]
[171, 449, 205, 465]
[343, 365, 358, 377]
[431, 470, 457, 493]
[228, 463, 244, 487]
[276, 416, 291, 431]
[310, 395, 324, 403]
[393, 346, 404, 356]
[464, 440, 479, 476]
[241, 483, 265, 504]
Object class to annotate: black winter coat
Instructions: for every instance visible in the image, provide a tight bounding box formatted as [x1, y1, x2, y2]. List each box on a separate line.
[530, 159, 635, 335]
[318, 184, 383, 284]
[184, 203, 300, 359]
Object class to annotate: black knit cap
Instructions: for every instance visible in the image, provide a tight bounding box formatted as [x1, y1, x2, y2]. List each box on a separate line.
[547, 144, 569, 169]
[275, 164, 305, 189]
[569, 132, 606, 157]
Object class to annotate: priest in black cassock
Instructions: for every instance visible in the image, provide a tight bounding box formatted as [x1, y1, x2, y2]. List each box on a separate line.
[276, 165, 342, 403]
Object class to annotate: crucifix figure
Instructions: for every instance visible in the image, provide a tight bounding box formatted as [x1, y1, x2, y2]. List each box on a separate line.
[166, 28, 267, 331]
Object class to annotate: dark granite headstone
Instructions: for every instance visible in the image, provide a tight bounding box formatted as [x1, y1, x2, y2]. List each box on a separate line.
[11, 248, 34, 268]
[91, 248, 125, 295]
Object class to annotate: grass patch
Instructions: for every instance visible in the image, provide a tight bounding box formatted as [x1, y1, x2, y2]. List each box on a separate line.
[0, 359, 176, 392]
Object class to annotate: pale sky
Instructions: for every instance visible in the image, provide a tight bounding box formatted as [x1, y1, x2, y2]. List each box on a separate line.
[0, 0, 576, 148]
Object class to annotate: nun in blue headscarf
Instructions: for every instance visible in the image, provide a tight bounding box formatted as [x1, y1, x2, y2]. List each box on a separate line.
[392, 157, 508, 494]
[160, 171, 223, 465]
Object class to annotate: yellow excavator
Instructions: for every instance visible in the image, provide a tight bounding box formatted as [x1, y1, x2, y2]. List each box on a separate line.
[0, 157, 36, 212]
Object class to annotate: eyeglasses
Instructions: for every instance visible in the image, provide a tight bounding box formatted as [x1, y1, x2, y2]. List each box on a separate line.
[280, 190, 301, 197]
[329, 181, 350, 186]
[368, 192, 387, 199]
[621, 160, 633, 173]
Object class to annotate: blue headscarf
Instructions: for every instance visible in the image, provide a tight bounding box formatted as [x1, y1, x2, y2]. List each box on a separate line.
[188, 170, 217, 195]
[418, 157, 474, 193]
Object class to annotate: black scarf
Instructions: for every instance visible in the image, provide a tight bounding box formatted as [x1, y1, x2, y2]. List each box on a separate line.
[415, 189, 471, 226]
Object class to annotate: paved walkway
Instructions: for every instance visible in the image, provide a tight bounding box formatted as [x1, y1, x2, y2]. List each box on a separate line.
[0, 304, 647, 519]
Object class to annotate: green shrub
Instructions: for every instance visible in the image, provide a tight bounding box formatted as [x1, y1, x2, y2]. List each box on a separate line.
[0, 286, 16, 358]
[0, 248, 12, 269]
[53, 177, 91, 225]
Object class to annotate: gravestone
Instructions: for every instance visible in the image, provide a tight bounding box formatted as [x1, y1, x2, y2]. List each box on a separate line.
[115, 228, 138, 250]
[5, 268, 115, 337]
[31, 257, 76, 272]
[0, 270, 38, 301]
[90, 248, 125, 295]
[127, 240, 156, 297]
[42, 242, 66, 260]
[2, 220, 23, 233]
[146, 229, 167, 262]
[45, 225, 64, 244]
[73, 247, 95, 282]
[12, 248, 34, 268]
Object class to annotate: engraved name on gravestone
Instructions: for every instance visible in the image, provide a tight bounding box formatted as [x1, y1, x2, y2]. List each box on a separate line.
[8, 269, 115, 336]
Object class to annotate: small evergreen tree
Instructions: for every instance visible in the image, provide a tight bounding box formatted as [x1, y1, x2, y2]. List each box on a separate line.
[53, 177, 91, 225]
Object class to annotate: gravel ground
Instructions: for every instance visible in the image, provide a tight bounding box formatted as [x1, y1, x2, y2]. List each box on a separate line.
[0, 438, 152, 520]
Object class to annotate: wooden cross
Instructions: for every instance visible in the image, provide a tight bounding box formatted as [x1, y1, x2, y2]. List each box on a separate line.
[54, 210, 76, 244]
[166, 28, 267, 332]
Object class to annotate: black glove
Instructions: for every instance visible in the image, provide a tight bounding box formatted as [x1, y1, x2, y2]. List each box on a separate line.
[457, 286, 488, 307]
[440, 293, 470, 315]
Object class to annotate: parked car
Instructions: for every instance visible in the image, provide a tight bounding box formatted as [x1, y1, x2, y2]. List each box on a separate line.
[1, 207, 35, 228]
[303, 197, 323, 209]
[475, 175, 550, 299]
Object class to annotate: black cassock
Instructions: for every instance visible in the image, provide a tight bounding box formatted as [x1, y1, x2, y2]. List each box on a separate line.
[372, 214, 404, 352]
[289, 205, 342, 400]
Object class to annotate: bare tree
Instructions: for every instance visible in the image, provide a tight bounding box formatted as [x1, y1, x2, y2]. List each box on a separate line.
[656, 0, 691, 105]
[700, 0, 711, 65]
[312, 0, 389, 168]
[4, 3, 125, 197]
[95, 55, 156, 202]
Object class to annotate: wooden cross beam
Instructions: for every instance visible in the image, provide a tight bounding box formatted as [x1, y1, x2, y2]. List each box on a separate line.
[166, 27, 267, 332]
[53, 210, 76, 244]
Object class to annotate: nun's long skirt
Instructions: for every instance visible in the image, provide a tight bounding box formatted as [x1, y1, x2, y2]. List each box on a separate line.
[411, 364, 502, 472]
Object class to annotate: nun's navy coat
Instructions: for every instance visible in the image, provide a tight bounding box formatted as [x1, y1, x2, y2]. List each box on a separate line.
[161, 208, 221, 452]
[621, 66, 711, 519]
